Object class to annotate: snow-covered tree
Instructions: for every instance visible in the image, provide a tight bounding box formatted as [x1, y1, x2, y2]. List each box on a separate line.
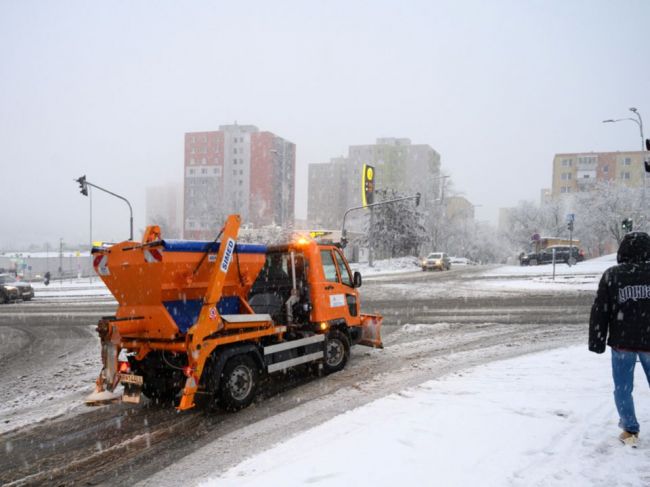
[362, 189, 428, 259]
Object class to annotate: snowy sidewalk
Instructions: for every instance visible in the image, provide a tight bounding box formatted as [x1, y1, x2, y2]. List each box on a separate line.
[205, 346, 650, 487]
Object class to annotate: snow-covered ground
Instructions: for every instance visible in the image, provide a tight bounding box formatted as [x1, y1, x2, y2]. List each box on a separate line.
[351, 256, 421, 276]
[204, 345, 650, 487]
[31, 277, 112, 298]
[475, 254, 617, 293]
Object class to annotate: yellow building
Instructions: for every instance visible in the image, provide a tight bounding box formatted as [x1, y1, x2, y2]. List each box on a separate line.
[551, 151, 647, 196]
[445, 196, 475, 220]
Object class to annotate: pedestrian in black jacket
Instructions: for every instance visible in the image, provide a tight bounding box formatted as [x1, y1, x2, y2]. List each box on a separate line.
[589, 232, 650, 446]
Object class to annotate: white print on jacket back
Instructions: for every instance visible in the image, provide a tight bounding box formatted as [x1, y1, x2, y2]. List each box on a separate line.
[618, 285, 650, 303]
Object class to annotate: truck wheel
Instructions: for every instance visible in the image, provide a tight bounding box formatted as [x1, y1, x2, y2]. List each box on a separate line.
[324, 330, 350, 374]
[218, 355, 259, 411]
[0, 293, 6, 304]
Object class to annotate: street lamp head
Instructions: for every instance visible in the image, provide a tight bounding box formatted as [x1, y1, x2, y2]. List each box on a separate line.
[602, 119, 615, 123]
[630, 107, 638, 113]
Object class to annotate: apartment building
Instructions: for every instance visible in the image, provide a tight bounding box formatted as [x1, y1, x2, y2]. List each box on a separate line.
[184, 124, 295, 239]
[145, 182, 183, 238]
[308, 138, 441, 231]
[552, 151, 647, 196]
[445, 195, 475, 220]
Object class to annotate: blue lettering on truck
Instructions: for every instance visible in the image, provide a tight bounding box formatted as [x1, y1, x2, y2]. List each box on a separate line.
[220, 238, 236, 273]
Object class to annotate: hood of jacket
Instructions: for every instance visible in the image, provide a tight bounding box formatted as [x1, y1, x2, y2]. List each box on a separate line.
[617, 232, 650, 264]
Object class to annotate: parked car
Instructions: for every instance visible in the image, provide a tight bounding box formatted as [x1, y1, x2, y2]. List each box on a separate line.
[421, 252, 451, 271]
[520, 246, 584, 266]
[0, 274, 34, 302]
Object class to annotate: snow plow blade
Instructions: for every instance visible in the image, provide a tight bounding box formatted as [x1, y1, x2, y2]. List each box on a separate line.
[358, 313, 383, 348]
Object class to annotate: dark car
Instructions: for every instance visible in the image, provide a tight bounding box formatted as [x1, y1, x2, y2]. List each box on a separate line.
[0, 274, 34, 302]
[520, 246, 584, 266]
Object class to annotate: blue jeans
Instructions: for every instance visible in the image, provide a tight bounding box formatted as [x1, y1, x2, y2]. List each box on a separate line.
[611, 348, 650, 434]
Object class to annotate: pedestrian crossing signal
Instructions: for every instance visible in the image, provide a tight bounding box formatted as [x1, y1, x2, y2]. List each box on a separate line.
[362, 164, 375, 207]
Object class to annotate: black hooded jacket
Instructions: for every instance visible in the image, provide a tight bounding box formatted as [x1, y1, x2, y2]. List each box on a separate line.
[589, 232, 650, 353]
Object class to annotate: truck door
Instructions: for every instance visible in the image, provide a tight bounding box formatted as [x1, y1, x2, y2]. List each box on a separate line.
[318, 248, 361, 326]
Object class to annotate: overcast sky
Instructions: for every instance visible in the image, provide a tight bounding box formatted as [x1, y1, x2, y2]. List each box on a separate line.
[1, 0, 648, 248]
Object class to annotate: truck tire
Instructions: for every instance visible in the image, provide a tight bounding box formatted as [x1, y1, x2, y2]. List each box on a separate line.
[323, 330, 350, 374]
[218, 355, 259, 411]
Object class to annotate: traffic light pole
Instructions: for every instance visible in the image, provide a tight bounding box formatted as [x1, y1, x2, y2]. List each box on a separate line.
[340, 193, 421, 249]
[75, 176, 134, 241]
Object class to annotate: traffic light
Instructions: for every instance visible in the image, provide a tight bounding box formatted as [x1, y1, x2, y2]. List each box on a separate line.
[76, 175, 88, 196]
[622, 218, 633, 233]
[415, 192, 421, 207]
[362, 164, 375, 207]
[567, 221, 574, 232]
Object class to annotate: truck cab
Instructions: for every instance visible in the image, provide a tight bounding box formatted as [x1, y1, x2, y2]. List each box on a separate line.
[247, 239, 364, 339]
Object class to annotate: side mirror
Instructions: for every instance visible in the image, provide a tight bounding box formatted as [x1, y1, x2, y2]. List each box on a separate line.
[353, 271, 362, 288]
[646, 138, 650, 151]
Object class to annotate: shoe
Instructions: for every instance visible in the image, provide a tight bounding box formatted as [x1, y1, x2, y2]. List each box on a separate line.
[619, 431, 639, 447]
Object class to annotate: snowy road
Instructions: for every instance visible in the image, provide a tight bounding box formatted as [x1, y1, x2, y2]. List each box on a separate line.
[0, 266, 596, 486]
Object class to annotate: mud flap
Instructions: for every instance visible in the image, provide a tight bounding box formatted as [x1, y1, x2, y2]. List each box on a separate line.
[358, 313, 383, 349]
[119, 373, 143, 404]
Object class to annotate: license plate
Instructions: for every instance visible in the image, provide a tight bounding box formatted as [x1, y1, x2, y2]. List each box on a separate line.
[119, 373, 143, 385]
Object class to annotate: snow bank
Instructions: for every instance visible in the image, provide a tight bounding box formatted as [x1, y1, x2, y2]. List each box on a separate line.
[203, 346, 650, 487]
[31, 278, 111, 299]
[483, 254, 617, 278]
[351, 256, 420, 277]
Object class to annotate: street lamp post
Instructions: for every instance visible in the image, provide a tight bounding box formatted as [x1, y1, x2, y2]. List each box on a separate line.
[603, 108, 648, 220]
[603, 107, 645, 151]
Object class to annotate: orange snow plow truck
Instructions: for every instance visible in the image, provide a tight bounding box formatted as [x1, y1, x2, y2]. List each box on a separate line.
[87, 214, 382, 411]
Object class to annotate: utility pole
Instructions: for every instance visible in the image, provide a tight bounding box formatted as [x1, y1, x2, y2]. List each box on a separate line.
[58, 238, 63, 277]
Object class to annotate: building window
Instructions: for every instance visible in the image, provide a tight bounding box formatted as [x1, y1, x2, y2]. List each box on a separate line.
[603, 165, 609, 173]
[189, 169, 195, 175]
[583, 174, 590, 179]
[620, 172, 631, 180]
[201, 168, 207, 174]
[561, 159, 572, 167]
[624, 157, 632, 165]
[578, 156, 597, 165]
[561, 172, 572, 180]
[233, 148, 237, 154]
